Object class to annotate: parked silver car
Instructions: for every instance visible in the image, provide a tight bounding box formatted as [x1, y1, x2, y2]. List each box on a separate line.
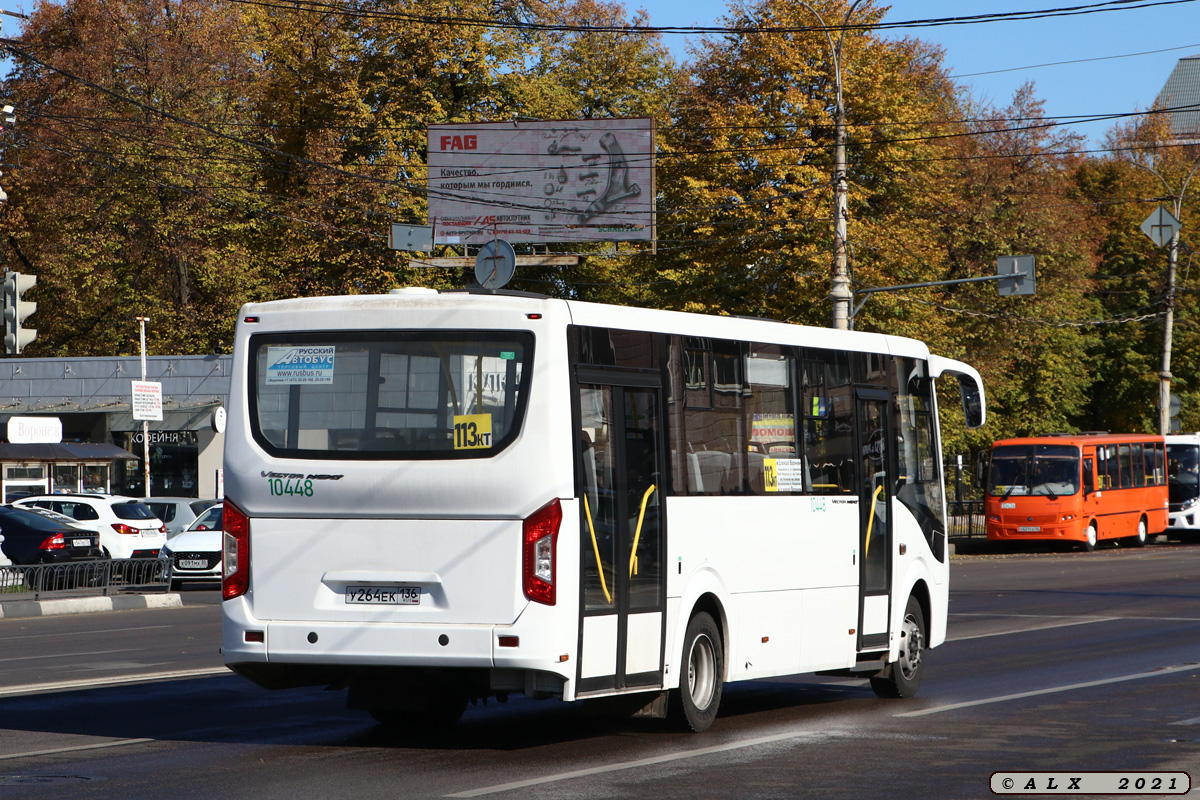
[144, 497, 219, 537]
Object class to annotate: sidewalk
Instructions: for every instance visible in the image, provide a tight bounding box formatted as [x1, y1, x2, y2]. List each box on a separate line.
[0, 592, 182, 620]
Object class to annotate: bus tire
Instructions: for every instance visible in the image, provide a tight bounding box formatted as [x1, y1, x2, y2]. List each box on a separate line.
[870, 595, 925, 699]
[1082, 522, 1098, 552]
[1125, 517, 1148, 548]
[674, 611, 723, 732]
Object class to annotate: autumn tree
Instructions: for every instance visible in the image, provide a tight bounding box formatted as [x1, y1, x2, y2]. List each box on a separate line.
[1, 0, 267, 356]
[1079, 110, 1200, 433]
[661, 0, 958, 329]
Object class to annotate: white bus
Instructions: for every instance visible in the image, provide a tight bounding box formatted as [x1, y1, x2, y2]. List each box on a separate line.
[220, 288, 985, 732]
[1166, 433, 1200, 541]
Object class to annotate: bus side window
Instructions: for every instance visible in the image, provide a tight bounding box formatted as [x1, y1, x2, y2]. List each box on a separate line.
[1083, 458, 1094, 495]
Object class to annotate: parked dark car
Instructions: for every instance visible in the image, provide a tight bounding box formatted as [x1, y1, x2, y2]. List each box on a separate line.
[0, 505, 104, 564]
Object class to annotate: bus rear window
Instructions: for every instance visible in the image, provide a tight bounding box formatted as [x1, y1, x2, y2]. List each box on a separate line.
[248, 332, 533, 459]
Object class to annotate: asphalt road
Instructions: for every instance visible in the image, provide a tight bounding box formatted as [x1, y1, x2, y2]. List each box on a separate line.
[0, 543, 1198, 799]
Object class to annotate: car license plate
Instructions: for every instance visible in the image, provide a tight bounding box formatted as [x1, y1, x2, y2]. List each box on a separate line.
[180, 559, 209, 569]
[72, 538, 91, 547]
[1018, 526, 1041, 532]
[141, 529, 159, 537]
[345, 585, 420, 605]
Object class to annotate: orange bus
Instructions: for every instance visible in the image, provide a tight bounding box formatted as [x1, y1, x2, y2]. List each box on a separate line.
[985, 434, 1168, 550]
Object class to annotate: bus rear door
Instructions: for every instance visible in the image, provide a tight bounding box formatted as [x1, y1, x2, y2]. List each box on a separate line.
[576, 370, 666, 694]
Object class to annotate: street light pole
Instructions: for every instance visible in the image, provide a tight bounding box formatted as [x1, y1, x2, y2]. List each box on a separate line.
[136, 316, 151, 496]
[796, 0, 866, 331]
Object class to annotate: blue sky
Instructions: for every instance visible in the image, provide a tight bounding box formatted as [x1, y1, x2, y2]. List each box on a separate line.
[638, 0, 1200, 147]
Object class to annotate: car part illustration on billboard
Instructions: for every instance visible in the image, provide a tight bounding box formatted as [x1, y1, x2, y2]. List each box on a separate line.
[577, 132, 641, 224]
[427, 119, 654, 245]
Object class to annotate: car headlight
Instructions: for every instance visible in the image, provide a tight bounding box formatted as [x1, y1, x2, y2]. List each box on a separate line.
[1182, 497, 1200, 511]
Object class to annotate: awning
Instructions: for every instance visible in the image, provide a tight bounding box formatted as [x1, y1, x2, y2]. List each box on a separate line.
[0, 442, 137, 462]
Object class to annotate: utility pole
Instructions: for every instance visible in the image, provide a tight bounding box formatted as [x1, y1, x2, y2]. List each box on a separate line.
[795, 0, 866, 330]
[1160, 229, 1179, 434]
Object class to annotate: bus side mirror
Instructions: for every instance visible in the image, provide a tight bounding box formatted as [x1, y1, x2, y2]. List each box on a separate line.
[957, 376, 984, 429]
[927, 356, 986, 429]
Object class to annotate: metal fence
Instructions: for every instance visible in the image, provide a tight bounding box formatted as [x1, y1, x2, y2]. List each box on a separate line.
[947, 500, 986, 540]
[0, 557, 170, 601]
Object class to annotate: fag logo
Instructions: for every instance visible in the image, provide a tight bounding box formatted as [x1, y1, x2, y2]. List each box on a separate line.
[440, 135, 478, 151]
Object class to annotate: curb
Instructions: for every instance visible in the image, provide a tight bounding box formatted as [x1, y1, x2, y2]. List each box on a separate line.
[0, 593, 182, 620]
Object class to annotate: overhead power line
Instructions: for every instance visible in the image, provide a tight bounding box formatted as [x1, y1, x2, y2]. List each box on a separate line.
[221, 0, 1200, 36]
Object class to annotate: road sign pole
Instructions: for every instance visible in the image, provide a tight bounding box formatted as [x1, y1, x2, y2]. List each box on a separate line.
[1141, 206, 1184, 435]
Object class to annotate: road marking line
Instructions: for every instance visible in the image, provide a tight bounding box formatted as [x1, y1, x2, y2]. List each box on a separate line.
[444, 730, 822, 797]
[0, 666, 230, 697]
[0, 738, 155, 761]
[0, 625, 175, 642]
[948, 617, 1118, 641]
[952, 612, 1200, 622]
[0, 648, 142, 664]
[896, 663, 1200, 718]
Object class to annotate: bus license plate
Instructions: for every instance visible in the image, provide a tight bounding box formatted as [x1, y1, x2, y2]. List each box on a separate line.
[345, 586, 420, 605]
[1017, 526, 1041, 532]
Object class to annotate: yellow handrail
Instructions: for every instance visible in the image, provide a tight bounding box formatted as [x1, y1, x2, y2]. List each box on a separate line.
[629, 484, 657, 578]
[583, 494, 612, 604]
[864, 483, 884, 559]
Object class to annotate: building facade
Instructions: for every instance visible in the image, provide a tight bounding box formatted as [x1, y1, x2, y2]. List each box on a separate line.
[0, 354, 230, 501]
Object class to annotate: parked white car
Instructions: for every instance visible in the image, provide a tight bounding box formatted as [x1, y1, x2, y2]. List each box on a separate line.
[143, 497, 219, 537]
[13, 494, 166, 559]
[160, 503, 222, 588]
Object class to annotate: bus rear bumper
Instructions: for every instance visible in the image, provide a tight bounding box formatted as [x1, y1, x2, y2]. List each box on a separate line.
[222, 599, 575, 698]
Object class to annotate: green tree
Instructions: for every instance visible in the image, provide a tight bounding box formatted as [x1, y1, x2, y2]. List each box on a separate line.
[1080, 110, 1200, 433]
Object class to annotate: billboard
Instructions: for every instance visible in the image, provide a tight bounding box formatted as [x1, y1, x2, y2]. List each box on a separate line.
[427, 118, 654, 246]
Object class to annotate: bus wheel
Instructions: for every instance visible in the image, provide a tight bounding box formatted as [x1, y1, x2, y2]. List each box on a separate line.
[870, 595, 925, 699]
[1125, 517, 1148, 548]
[674, 611, 723, 732]
[1082, 522, 1098, 552]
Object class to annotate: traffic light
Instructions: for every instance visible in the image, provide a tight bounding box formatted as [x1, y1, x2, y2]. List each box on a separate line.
[3, 270, 36, 354]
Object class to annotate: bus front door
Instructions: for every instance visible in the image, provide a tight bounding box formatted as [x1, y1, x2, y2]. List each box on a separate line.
[576, 378, 666, 694]
[857, 391, 892, 650]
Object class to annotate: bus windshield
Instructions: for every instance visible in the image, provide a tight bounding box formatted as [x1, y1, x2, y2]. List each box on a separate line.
[1168, 443, 1200, 506]
[988, 444, 1080, 498]
[249, 332, 533, 459]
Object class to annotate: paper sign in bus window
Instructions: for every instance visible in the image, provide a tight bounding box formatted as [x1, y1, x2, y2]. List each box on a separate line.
[265, 346, 336, 385]
[764, 458, 805, 492]
[453, 413, 493, 449]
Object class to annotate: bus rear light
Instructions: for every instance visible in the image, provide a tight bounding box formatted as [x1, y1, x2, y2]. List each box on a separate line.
[498, 636, 519, 647]
[522, 498, 562, 605]
[222, 500, 251, 601]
